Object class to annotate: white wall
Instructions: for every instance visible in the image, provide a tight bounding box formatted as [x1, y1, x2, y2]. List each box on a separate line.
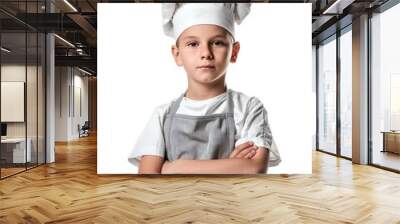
[55, 66, 69, 141]
[1, 65, 40, 138]
[55, 67, 89, 141]
[73, 73, 89, 137]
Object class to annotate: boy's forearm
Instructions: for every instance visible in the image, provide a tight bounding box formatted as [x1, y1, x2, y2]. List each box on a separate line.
[138, 155, 164, 174]
[162, 158, 267, 174]
[160, 147, 269, 174]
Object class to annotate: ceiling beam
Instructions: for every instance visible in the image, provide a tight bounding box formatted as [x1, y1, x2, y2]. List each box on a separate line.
[55, 55, 96, 69]
[67, 13, 97, 39]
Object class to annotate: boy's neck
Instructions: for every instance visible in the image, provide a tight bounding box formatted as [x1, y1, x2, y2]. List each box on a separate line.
[185, 80, 226, 100]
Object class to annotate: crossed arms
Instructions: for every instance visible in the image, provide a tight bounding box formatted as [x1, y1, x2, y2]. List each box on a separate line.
[138, 141, 270, 174]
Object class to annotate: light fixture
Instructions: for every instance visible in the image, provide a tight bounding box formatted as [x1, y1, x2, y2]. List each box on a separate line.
[78, 67, 93, 76]
[1, 47, 11, 53]
[76, 48, 86, 56]
[63, 0, 78, 12]
[322, 0, 355, 15]
[54, 34, 75, 48]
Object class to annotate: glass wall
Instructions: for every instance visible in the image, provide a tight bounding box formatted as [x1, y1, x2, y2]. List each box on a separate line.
[317, 23, 354, 160]
[318, 35, 337, 155]
[0, 30, 28, 177]
[38, 31, 45, 165]
[27, 31, 38, 170]
[0, 1, 46, 179]
[339, 27, 352, 158]
[371, 2, 400, 171]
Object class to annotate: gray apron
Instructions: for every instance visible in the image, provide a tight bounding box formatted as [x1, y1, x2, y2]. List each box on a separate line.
[163, 89, 236, 161]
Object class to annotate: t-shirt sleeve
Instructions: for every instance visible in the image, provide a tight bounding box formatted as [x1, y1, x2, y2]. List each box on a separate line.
[235, 97, 281, 167]
[127, 106, 167, 167]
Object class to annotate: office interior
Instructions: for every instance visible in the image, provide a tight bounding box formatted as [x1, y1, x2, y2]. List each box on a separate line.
[0, 0, 399, 223]
[0, 0, 97, 179]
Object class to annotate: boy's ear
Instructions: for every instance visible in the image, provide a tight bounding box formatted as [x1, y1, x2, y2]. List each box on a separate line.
[171, 45, 183, 66]
[230, 42, 240, 63]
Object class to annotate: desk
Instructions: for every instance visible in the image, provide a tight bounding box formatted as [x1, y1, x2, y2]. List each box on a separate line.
[381, 131, 400, 154]
[1, 138, 31, 163]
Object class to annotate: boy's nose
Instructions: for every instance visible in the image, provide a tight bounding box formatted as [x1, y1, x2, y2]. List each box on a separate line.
[200, 45, 213, 60]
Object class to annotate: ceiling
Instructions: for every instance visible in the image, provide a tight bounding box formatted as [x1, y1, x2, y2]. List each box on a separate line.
[0, 0, 393, 75]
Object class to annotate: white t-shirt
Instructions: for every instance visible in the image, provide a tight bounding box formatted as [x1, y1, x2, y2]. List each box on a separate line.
[128, 89, 281, 167]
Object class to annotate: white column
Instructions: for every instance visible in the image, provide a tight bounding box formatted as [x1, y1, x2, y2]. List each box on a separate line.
[46, 1, 55, 163]
[352, 14, 369, 164]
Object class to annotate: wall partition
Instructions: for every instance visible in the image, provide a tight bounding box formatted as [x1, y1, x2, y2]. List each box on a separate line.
[0, 1, 46, 179]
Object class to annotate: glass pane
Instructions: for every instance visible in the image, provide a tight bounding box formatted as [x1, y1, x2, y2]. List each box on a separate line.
[1, 31, 27, 177]
[371, 3, 400, 171]
[340, 29, 352, 158]
[27, 31, 38, 169]
[318, 37, 337, 154]
[26, 0, 40, 169]
[38, 32, 45, 165]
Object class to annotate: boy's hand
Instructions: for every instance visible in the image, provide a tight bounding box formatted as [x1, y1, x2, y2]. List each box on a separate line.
[229, 141, 258, 159]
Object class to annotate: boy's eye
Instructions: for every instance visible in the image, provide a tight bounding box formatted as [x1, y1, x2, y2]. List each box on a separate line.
[212, 40, 227, 46]
[186, 42, 198, 47]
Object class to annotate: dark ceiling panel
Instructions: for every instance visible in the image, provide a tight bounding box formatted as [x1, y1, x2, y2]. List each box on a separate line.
[15, 13, 82, 32]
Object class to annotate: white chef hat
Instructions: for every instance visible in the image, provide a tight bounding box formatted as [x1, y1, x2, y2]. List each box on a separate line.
[162, 3, 251, 41]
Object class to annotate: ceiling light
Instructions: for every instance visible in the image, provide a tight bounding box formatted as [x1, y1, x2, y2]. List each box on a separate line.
[78, 67, 93, 76]
[1, 47, 11, 53]
[54, 34, 75, 48]
[323, 0, 355, 15]
[63, 0, 78, 12]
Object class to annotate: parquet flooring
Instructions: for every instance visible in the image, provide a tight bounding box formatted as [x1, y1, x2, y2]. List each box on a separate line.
[372, 150, 400, 171]
[0, 167, 25, 178]
[0, 134, 400, 223]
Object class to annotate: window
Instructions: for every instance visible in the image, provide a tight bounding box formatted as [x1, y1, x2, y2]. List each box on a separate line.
[318, 36, 337, 155]
[339, 28, 352, 158]
[370, 2, 400, 171]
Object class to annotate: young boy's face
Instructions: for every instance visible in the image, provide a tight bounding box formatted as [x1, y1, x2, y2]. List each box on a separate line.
[171, 24, 240, 86]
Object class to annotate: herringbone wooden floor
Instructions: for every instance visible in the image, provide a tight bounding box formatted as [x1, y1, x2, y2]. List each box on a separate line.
[1, 134, 400, 223]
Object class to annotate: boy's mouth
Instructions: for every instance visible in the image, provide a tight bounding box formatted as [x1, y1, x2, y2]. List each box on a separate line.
[197, 65, 216, 69]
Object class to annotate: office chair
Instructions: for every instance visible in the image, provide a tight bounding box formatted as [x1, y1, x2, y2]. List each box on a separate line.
[79, 121, 90, 138]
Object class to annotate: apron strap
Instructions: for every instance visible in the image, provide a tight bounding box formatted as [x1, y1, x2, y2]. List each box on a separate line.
[226, 88, 234, 114]
[168, 93, 184, 116]
[164, 93, 184, 161]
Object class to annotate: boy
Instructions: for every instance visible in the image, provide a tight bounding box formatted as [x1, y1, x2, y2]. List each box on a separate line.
[128, 3, 281, 174]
